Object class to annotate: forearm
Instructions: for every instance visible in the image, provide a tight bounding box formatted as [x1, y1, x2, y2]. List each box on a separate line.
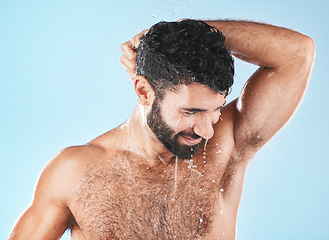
[205, 20, 314, 69]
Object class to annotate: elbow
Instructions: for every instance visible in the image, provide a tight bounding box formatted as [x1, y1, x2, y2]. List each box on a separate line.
[285, 35, 315, 75]
[300, 35, 316, 68]
[305, 36, 316, 54]
[293, 36, 315, 86]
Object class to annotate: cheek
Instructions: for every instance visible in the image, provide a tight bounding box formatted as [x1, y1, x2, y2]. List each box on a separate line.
[163, 111, 195, 133]
[172, 115, 196, 133]
[161, 104, 196, 133]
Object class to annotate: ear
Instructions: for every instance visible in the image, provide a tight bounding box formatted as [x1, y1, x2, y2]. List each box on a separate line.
[133, 75, 155, 106]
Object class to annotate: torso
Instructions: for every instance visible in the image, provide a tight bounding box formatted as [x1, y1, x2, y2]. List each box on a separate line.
[67, 130, 248, 240]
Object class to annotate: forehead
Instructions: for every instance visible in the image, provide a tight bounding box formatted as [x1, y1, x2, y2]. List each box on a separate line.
[162, 83, 226, 108]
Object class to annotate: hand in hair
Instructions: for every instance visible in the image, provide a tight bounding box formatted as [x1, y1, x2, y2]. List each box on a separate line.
[120, 29, 149, 79]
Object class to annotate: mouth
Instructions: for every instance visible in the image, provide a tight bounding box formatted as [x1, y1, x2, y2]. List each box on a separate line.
[180, 135, 203, 145]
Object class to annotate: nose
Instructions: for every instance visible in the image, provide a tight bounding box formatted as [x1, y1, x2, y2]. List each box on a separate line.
[192, 114, 216, 140]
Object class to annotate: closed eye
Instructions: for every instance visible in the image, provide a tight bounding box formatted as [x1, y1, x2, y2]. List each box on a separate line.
[184, 111, 197, 116]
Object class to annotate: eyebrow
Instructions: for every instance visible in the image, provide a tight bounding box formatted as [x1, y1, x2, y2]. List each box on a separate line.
[181, 102, 226, 113]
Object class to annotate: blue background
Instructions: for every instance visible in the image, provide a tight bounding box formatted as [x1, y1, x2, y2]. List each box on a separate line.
[1, 0, 328, 239]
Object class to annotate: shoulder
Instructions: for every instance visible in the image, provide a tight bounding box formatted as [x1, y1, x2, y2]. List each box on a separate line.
[213, 98, 263, 163]
[35, 144, 107, 204]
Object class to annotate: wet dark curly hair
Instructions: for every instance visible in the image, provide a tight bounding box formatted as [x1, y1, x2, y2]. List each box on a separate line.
[136, 19, 234, 99]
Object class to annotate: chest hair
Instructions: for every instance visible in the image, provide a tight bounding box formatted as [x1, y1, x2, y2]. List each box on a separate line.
[73, 153, 224, 239]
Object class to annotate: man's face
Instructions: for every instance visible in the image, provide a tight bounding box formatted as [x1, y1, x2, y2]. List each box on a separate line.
[147, 83, 226, 159]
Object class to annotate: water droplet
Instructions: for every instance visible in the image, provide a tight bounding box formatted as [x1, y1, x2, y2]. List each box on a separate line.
[200, 218, 203, 223]
[220, 210, 223, 214]
[185, 159, 203, 176]
[158, 156, 165, 164]
[212, 179, 215, 182]
[220, 188, 224, 192]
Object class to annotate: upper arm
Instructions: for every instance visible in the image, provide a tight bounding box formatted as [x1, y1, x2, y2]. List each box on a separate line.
[233, 36, 315, 153]
[9, 202, 71, 240]
[9, 149, 77, 240]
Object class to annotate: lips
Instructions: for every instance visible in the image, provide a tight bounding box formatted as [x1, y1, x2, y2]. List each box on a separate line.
[180, 135, 202, 145]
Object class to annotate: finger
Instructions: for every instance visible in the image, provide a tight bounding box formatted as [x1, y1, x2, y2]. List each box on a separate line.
[120, 55, 135, 72]
[131, 29, 149, 49]
[131, 33, 142, 47]
[120, 41, 137, 61]
[126, 69, 136, 79]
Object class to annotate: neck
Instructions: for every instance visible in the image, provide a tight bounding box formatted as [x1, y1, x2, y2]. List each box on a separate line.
[120, 104, 173, 167]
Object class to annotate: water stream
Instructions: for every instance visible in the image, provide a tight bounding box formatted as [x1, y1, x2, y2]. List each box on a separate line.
[174, 156, 178, 193]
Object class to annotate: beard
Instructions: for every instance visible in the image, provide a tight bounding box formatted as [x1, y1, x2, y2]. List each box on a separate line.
[146, 96, 203, 160]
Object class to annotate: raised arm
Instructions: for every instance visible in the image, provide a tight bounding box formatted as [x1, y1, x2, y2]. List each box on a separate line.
[206, 20, 315, 155]
[120, 19, 315, 156]
[8, 151, 74, 240]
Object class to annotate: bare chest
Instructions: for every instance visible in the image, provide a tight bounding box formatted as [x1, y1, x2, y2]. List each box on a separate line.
[71, 154, 226, 240]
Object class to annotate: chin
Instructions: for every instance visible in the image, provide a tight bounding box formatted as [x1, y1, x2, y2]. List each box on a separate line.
[172, 142, 202, 160]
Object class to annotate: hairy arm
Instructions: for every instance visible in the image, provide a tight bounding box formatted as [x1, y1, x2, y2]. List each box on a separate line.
[8, 150, 75, 240]
[206, 20, 315, 156]
[120, 19, 315, 156]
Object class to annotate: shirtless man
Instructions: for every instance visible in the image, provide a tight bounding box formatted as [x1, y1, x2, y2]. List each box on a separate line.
[9, 19, 314, 239]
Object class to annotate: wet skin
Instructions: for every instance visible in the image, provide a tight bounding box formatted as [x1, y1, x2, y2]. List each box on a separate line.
[68, 83, 239, 239]
[147, 83, 226, 160]
[8, 20, 314, 240]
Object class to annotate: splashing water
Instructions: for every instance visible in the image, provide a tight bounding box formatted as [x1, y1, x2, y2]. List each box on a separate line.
[202, 139, 209, 161]
[215, 143, 223, 154]
[174, 156, 178, 193]
[184, 159, 203, 176]
[158, 156, 165, 164]
[203, 139, 209, 152]
[137, 103, 148, 126]
[218, 109, 223, 121]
